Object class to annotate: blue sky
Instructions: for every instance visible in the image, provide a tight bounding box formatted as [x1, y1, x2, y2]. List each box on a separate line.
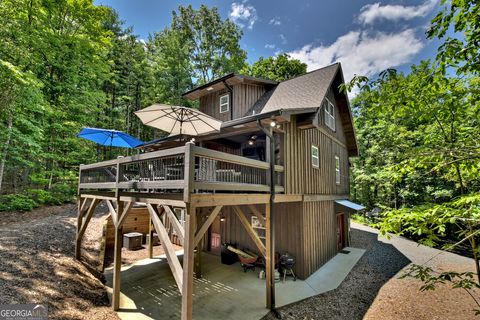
[95, 0, 442, 81]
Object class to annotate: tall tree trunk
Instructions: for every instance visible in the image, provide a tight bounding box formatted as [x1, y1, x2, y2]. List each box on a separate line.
[0, 116, 13, 193]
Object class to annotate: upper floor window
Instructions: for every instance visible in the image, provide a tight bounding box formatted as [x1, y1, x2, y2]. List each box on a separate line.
[335, 155, 340, 184]
[311, 145, 319, 168]
[220, 94, 229, 113]
[324, 99, 335, 131]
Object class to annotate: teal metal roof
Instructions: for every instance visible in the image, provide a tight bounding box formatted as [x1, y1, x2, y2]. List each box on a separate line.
[335, 199, 365, 211]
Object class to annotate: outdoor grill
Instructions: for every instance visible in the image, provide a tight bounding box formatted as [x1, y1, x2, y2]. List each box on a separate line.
[279, 253, 296, 282]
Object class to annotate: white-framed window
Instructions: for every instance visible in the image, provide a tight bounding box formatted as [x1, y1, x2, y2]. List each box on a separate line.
[219, 94, 229, 113]
[311, 145, 319, 168]
[335, 155, 340, 185]
[324, 99, 336, 131]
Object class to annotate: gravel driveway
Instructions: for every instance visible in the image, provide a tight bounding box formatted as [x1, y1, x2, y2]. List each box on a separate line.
[264, 222, 479, 320]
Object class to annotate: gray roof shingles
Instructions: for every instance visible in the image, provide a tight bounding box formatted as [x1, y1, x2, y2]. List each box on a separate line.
[258, 63, 339, 114]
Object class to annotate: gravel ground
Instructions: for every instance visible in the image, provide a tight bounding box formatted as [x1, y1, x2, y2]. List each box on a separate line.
[2, 204, 478, 320]
[263, 222, 479, 320]
[0, 203, 119, 320]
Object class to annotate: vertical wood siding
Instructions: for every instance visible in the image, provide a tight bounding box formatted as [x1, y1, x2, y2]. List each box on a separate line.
[232, 84, 266, 118]
[283, 114, 349, 195]
[300, 200, 337, 278]
[199, 88, 230, 122]
[199, 84, 266, 121]
[220, 202, 304, 275]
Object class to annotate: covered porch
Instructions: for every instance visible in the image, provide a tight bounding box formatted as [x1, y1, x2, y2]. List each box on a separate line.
[104, 248, 365, 320]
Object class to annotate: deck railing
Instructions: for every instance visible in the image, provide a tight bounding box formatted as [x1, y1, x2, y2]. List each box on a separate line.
[78, 143, 284, 196]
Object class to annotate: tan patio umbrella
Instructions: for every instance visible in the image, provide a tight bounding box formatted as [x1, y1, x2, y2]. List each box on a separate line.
[134, 104, 222, 136]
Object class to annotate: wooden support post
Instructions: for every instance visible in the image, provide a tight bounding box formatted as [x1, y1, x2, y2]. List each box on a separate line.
[183, 142, 195, 204]
[233, 206, 266, 257]
[194, 206, 223, 246]
[75, 198, 100, 260]
[194, 209, 205, 279]
[181, 205, 196, 320]
[265, 202, 273, 309]
[147, 203, 184, 292]
[148, 215, 154, 259]
[163, 205, 185, 245]
[112, 201, 125, 311]
[106, 200, 118, 227]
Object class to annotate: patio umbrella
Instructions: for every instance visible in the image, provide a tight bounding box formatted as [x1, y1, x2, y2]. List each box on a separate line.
[77, 127, 144, 148]
[134, 104, 222, 136]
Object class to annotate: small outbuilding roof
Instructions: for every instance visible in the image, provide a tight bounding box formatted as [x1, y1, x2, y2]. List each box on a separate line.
[335, 199, 365, 211]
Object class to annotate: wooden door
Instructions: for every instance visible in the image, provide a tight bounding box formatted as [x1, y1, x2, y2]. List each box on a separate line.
[336, 213, 345, 250]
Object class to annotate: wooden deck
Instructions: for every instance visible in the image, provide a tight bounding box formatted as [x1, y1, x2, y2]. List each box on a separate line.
[78, 142, 284, 198]
[76, 142, 288, 320]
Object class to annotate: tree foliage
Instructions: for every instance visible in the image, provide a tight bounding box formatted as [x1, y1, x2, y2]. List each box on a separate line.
[350, 62, 480, 209]
[244, 53, 307, 81]
[170, 5, 247, 84]
[0, 2, 249, 206]
[427, 0, 480, 75]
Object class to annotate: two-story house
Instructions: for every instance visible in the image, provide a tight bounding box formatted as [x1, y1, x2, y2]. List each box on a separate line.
[76, 62, 362, 320]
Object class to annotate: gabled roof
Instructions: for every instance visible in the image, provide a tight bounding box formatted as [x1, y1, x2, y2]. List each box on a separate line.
[181, 63, 358, 156]
[255, 63, 339, 114]
[244, 63, 358, 156]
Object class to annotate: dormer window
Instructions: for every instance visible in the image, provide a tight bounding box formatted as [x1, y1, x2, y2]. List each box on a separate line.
[324, 99, 335, 131]
[220, 94, 229, 113]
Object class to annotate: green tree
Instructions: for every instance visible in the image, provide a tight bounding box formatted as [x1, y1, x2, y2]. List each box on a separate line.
[349, 63, 480, 209]
[170, 5, 247, 84]
[245, 53, 307, 81]
[0, 60, 43, 193]
[427, 0, 480, 75]
[147, 28, 193, 107]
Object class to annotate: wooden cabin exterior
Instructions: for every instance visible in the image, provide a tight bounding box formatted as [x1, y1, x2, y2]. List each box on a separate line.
[182, 63, 358, 279]
[75, 62, 360, 319]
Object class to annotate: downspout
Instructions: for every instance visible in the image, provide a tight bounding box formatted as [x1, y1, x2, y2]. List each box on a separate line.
[257, 119, 280, 318]
[222, 80, 233, 120]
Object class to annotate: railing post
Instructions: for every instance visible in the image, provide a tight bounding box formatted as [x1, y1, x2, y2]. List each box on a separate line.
[115, 156, 123, 199]
[183, 142, 195, 203]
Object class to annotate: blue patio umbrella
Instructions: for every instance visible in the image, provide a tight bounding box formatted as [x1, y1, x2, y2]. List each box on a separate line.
[77, 127, 144, 148]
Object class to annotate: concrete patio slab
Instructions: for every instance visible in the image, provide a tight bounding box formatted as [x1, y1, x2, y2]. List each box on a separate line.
[105, 246, 365, 320]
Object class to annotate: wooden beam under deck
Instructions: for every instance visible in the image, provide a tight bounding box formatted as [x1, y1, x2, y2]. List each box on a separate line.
[233, 206, 266, 257]
[147, 204, 184, 294]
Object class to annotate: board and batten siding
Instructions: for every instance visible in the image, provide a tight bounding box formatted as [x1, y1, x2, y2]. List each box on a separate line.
[220, 202, 305, 274]
[232, 84, 266, 118]
[199, 88, 231, 122]
[300, 200, 338, 278]
[199, 84, 266, 121]
[283, 114, 349, 195]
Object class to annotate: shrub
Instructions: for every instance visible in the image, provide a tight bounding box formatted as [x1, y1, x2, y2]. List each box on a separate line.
[26, 189, 55, 205]
[0, 194, 38, 212]
[50, 184, 76, 203]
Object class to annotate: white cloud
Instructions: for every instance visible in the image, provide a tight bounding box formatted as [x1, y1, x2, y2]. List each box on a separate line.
[288, 29, 424, 81]
[279, 34, 287, 44]
[269, 17, 281, 26]
[358, 0, 438, 25]
[265, 43, 275, 49]
[229, 1, 258, 29]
